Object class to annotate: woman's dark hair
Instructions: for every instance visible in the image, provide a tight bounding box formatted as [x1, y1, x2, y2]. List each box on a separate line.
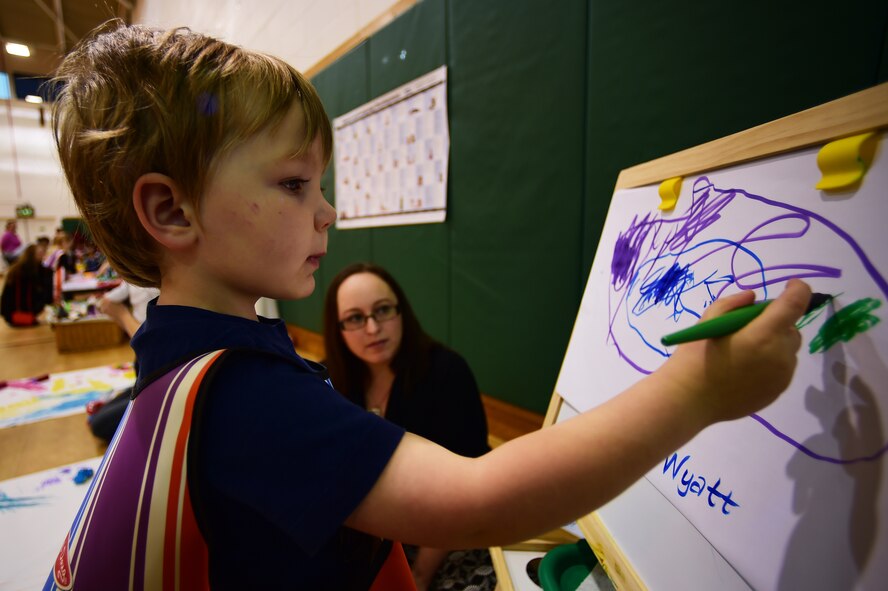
[323, 262, 435, 404]
[6, 244, 43, 283]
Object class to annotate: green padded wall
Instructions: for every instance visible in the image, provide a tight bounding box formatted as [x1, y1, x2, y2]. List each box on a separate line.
[581, 0, 888, 272]
[283, 0, 888, 413]
[368, 0, 450, 342]
[447, 0, 587, 413]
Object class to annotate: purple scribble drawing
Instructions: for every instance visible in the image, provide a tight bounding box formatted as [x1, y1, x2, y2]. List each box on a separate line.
[38, 476, 63, 490]
[608, 176, 887, 463]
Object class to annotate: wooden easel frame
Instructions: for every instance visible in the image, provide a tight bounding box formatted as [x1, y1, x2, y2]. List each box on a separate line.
[489, 528, 583, 591]
[493, 82, 888, 591]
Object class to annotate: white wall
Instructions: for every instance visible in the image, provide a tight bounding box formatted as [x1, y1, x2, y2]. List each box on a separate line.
[0, 102, 78, 228]
[0, 0, 404, 228]
[134, 0, 405, 73]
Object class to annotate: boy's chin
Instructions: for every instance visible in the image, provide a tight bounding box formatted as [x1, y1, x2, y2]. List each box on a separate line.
[285, 278, 316, 300]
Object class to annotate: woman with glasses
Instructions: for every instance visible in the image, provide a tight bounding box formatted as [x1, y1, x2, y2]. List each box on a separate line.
[323, 262, 491, 590]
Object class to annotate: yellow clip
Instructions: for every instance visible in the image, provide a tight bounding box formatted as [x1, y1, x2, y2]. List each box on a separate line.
[815, 132, 878, 191]
[658, 176, 682, 211]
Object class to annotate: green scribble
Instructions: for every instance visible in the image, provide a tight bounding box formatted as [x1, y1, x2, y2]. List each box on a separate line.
[796, 292, 840, 330]
[809, 298, 882, 354]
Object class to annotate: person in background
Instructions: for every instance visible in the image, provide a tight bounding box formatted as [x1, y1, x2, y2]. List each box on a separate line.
[81, 243, 106, 273]
[43, 231, 77, 274]
[98, 280, 160, 338]
[324, 262, 492, 590]
[86, 281, 161, 441]
[43, 231, 77, 303]
[2, 220, 24, 267]
[34, 236, 51, 268]
[1, 243, 53, 327]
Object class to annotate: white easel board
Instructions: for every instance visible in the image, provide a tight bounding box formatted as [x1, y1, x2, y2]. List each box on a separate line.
[550, 84, 888, 590]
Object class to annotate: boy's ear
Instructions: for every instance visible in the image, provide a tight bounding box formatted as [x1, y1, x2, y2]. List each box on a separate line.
[132, 173, 197, 250]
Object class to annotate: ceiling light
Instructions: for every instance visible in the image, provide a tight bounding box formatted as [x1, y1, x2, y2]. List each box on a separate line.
[25, 95, 43, 104]
[5, 43, 31, 57]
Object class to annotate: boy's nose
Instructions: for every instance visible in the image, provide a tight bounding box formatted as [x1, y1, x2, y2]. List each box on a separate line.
[316, 197, 337, 231]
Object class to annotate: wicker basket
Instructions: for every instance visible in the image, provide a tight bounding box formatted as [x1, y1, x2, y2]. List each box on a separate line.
[53, 318, 126, 352]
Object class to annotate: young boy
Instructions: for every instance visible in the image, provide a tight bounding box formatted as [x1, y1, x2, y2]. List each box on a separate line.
[46, 23, 811, 591]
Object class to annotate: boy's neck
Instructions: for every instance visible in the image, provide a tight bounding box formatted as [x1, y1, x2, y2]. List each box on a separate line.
[158, 273, 260, 321]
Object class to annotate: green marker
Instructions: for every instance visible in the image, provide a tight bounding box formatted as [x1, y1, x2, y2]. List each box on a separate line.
[660, 293, 833, 346]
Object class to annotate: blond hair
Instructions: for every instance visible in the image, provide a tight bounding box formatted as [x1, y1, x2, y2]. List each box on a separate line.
[53, 22, 332, 287]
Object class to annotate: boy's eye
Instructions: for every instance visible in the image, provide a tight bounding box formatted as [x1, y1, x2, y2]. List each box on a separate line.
[280, 178, 308, 193]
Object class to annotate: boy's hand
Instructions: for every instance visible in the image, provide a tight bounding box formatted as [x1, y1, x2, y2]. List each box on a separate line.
[98, 297, 128, 323]
[659, 279, 812, 426]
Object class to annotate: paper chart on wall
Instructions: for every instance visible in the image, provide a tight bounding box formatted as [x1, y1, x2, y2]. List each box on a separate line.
[555, 134, 887, 590]
[333, 65, 449, 229]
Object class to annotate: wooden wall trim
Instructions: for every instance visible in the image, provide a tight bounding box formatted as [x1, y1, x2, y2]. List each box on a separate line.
[304, 0, 418, 79]
[482, 394, 544, 447]
[286, 324, 326, 362]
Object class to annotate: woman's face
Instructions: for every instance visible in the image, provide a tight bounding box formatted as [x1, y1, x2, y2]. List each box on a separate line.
[337, 272, 403, 369]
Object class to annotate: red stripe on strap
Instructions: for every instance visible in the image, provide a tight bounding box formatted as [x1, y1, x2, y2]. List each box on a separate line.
[369, 542, 417, 591]
[177, 481, 210, 590]
[162, 351, 223, 590]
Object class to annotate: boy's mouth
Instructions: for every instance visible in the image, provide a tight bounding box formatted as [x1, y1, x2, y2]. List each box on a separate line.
[307, 252, 325, 266]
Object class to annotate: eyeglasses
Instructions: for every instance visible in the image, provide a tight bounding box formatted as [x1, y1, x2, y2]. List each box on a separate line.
[339, 303, 401, 331]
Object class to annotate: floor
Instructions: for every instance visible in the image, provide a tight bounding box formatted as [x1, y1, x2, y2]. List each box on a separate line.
[0, 317, 134, 480]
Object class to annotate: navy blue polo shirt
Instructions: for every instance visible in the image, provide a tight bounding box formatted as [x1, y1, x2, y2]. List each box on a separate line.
[131, 301, 405, 590]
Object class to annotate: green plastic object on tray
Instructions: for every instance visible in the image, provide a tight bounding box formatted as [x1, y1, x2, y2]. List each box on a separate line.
[539, 539, 600, 590]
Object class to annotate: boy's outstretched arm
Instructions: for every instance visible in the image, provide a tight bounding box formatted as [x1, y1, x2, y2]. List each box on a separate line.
[346, 280, 811, 549]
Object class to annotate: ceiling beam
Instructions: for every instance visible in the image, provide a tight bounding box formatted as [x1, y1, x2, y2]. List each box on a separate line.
[31, 0, 78, 48]
[52, 0, 66, 53]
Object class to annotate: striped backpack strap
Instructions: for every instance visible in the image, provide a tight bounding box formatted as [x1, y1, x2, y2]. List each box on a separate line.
[45, 350, 226, 591]
[369, 541, 417, 591]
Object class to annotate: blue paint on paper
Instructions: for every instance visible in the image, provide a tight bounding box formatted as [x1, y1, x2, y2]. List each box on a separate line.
[0, 492, 49, 511]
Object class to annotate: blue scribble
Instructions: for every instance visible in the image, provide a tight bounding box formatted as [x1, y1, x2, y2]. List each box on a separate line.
[638, 263, 694, 310]
[73, 468, 95, 485]
[618, 236, 767, 361]
[0, 491, 49, 511]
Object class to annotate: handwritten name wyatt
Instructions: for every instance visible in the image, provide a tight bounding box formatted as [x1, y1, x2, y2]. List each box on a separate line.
[663, 453, 739, 515]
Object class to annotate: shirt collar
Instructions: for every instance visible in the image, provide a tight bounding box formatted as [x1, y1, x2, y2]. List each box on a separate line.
[132, 299, 303, 379]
